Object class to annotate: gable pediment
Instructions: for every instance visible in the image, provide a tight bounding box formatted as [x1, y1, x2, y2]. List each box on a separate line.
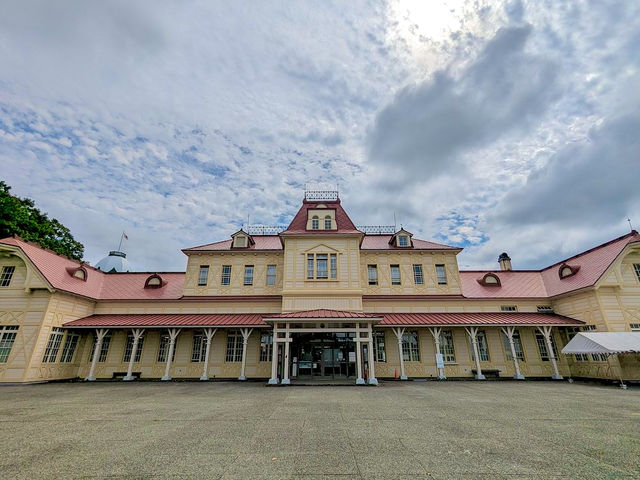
[302, 243, 340, 254]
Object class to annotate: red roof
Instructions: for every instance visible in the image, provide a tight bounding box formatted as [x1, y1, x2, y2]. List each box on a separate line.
[361, 235, 459, 251]
[460, 231, 640, 299]
[0, 237, 184, 301]
[63, 311, 581, 328]
[184, 235, 283, 252]
[379, 312, 583, 326]
[64, 313, 267, 328]
[265, 309, 380, 318]
[281, 199, 361, 235]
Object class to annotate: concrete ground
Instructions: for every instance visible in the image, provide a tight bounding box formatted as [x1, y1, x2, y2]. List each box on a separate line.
[1, 381, 639, 479]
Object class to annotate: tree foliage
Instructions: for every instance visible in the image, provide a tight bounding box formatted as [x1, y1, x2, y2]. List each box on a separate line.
[0, 181, 84, 260]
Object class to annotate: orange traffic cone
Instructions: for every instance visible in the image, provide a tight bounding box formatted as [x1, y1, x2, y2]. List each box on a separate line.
[394, 368, 399, 379]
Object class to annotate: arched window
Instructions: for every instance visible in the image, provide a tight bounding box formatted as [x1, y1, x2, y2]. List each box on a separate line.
[477, 273, 501, 287]
[312, 216, 319, 230]
[144, 274, 164, 289]
[324, 216, 332, 230]
[558, 263, 580, 279]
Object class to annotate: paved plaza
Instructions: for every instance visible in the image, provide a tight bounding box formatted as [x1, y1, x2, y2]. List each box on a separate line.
[1, 381, 639, 479]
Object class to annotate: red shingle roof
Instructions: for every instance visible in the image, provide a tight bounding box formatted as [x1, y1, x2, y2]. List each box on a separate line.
[64, 313, 267, 328]
[265, 309, 380, 318]
[183, 236, 283, 252]
[379, 312, 583, 326]
[361, 235, 459, 251]
[281, 200, 361, 235]
[0, 237, 184, 301]
[460, 231, 640, 299]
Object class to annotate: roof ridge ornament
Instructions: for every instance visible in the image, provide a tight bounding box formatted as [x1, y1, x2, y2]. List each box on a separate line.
[304, 183, 338, 201]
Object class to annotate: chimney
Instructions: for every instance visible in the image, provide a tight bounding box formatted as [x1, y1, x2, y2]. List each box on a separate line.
[498, 252, 512, 271]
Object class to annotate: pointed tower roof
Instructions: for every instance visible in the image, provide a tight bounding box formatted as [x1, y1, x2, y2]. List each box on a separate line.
[280, 199, 362, 235]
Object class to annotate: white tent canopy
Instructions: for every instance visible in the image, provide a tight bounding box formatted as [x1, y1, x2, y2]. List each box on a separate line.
[562, 332, 640, 355]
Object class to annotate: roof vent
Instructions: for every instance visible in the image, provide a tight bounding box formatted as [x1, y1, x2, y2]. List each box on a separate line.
[477, 273, 501, 287]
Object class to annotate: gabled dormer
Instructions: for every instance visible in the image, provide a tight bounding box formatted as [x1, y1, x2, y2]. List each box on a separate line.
[389, 228, 413, 248]
[231, 229, 254, 249]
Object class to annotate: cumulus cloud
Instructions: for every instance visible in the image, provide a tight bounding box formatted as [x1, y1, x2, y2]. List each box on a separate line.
[367, 24, 559, 182]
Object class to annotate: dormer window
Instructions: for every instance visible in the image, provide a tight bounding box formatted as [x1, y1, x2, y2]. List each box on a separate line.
[324, 216, 332, 230]
[398, 236, 409, 247]
[66, 266, 87, 282]
[231, 230, 254, 248]
[390, 228, 413, 247]
[477, 273, 501, 287]
[144, 274, 164, 289]
[312, 216, 319, 230]
[558, 263, 580, 279]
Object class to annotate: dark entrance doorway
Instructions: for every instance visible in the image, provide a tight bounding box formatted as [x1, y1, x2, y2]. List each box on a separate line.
[290, 332, 355, 380]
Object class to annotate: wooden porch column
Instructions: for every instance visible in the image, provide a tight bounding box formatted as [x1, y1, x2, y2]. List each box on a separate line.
[367, 324, 378, 385]
[392, 327, 407, 380]
[86, 328, 108, 381]
[465, 326, 485, 380]
[123, 328, 145, 381]
[161, 328, 180, 381]
[281, 323, 291, 385]
[538, 326, 563, 379]
[501, 326, 525, 380]
[268, 324, 279, 384]
[428, 327, 446, 379]
[355, 324, 365, 385]
[200, 328, 217, 381]
[238, 328, 253, 380]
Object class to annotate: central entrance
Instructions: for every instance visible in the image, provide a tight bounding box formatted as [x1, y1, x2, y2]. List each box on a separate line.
[291, 332, 356, 380]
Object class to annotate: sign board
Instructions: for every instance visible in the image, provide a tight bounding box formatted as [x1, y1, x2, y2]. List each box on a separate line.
[348, 351, 356, 363]
[436, 353, 445, 369]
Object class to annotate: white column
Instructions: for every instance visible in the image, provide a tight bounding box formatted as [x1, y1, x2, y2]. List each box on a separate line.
[86, 328, 108, 381]
[123, 328, 145, 381]
[367, 324, 378, 385]
[501, 326, 524, 380]
[268, 325, 279, 384]
[281, 323, 291, 385]
[238, 328, 253, 380]
[429, 327, 446, 379]
[200, 328, 217, 381]
[538, 326, 562, 379]
[161, 328, 180, 381]
[392, 327, 407, 380]
[355, 324, 365, 385]
[465, 326, 485, 380]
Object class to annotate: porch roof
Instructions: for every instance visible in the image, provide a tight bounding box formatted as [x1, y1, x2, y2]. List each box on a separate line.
[64, 313, 269, 328]
[378, 312, 583, 327]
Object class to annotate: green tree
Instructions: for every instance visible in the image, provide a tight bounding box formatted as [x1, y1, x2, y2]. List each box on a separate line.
[0, 181, 84, 260]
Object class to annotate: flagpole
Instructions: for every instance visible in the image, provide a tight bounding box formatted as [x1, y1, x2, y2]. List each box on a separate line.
[117, 231, 125, 251]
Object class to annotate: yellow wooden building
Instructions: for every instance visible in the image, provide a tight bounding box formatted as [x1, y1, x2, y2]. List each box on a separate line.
[1, 191, 639, 384]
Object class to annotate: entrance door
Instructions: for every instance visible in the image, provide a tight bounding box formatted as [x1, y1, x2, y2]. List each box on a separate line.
[290, 333, 354, 380]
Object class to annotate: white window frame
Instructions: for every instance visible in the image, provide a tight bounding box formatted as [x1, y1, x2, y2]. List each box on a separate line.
[435, 264, 447, 285]
[398, 235, 408, 247]
[266, 265, 277, 286]
[501, 329, 525, 361]
[123, 333, 145, 363]
[60, 332, 80, 363]
[324, 216, 332, 230]
[535, 331, 558, 361]
[198, 265, 209, 286]
[259, 331, 272, 362]
[537, 306, 554, 313]
[89, 333, 111, 363]
[373, 331, 386, 362]
[412, 264, 424, 285]
[307, 253, 337, 280]
[0, 266, 15, 287]
[630, 323, 640, 332]
[634, 264, 640, 282]
[390, 265, 401, 285]
[439, 330, 456, 363]
[225, 330, 243, 362]
[311, 216, 319, 230]
[221, 265, 232, 286]
[42, 328, 64, 363]
[157, 334, 176, 363]
[367, 265, 378, 285]
[470, 330, 490, 362]
[0, 326, 19, 363]
[401, 330, 420, 362]
[244, 265, 254, 286]
[191, 332, 207, 362]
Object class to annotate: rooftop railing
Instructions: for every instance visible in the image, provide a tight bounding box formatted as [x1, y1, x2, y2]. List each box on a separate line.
[245, 225, 287, 235]
[357, 225, 396, 235]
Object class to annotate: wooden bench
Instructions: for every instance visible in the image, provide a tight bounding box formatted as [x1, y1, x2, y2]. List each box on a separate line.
[111, 371, 141, 379]
[472, 369, 500, 378]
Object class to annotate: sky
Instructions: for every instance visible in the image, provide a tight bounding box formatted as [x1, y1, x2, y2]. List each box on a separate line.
[0, 0, 638, 271]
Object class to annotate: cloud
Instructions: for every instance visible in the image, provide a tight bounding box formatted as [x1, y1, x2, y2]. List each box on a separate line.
[367, 24, 559, 183]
